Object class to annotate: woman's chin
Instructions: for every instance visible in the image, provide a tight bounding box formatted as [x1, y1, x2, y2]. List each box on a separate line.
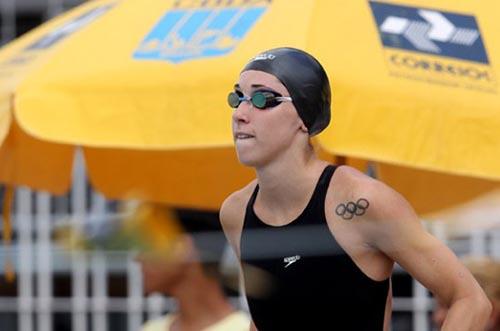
[236, 147, 273, 168]
[237, 157, 258, 167]
[236, 153, 262, 168]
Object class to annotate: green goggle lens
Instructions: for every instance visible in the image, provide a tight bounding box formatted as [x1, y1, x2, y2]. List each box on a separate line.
[250, 92, 267, 108]
[227, 92, 241, 108]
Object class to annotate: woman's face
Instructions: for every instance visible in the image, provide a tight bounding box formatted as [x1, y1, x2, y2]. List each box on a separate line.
[231, 70, 306, 167]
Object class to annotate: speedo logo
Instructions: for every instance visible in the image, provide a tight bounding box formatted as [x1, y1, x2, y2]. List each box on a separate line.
[369, 1, 489, 64]
[252, 53, 276, 61]
[283, 255, 301, 268]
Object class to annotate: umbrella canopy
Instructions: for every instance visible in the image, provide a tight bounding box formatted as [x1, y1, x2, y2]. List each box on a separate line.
[1, 0, 499, 211]
[375, 162, 500, 217]
[0, 0, 497, 179]
[315, 0, 500, 180]
[0, 118, 253, 210]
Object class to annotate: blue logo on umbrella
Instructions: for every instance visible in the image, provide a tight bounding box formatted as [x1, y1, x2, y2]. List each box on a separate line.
[134, 5, 267, 63]
[369, 1, 489, 64]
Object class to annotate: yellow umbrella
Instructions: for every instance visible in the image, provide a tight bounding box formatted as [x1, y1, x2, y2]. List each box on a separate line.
[0, 0, 266, 213]
[0, 118, 253, 210]
[0, 0, 371, 210]
[1, 0, 499, 209]
[0, 0, 496, 180]
[316, 0, 500, 180]
[2, 0, 259, 149]
[375, 162, 500, 217]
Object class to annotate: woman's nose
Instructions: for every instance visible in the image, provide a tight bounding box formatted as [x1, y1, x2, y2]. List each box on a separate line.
[232, 101, 252, 123]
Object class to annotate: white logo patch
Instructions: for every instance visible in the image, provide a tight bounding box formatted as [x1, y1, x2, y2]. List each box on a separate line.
[252, 53, 276, 61]
[283, 255, 301, 268]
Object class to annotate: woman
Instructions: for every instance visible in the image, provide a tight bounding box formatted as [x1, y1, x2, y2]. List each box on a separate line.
[220, 47, 490, 330]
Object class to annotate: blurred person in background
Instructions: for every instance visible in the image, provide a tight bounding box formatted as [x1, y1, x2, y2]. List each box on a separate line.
[137, 207, 250, 331]
[433, 256, 500, 331]
[220, 47, 491, 331]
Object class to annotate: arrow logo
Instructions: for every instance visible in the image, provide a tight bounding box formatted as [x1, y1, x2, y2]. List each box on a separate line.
[379, 9, 479, 54]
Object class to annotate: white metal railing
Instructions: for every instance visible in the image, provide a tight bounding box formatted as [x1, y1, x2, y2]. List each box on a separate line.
[90, 193, 108, 331]
[17, 187, 33, 331]
[71, 150, 88, 331]
[36, 191, 52, 331]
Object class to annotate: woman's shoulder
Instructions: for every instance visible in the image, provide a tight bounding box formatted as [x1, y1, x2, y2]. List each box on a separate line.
[219, 180, 257, 230]
[221, 180, 257, 212]
[331, 164, 378, 188]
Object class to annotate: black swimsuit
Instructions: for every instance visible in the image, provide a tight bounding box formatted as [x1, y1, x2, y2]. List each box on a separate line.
[240, 165, 390, 330]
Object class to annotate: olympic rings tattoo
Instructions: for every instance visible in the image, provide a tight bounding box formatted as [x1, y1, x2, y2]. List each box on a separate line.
[335, 198, 370, 220]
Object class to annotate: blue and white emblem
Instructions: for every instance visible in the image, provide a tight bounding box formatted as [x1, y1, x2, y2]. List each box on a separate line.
[369, 1, 489, 64]
[134, 5, 268, 63]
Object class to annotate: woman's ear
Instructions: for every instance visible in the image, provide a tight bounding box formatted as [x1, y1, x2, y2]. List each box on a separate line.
[299, 122, 308, 133]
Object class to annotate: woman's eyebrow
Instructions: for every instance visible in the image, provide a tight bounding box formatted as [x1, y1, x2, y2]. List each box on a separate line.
[234, 83, 278, 93]
[234, 84, 271, 89]
[251, 84, 272, 89]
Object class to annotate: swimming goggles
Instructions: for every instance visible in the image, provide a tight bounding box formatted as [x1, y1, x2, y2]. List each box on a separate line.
[227, 90, 292, 110]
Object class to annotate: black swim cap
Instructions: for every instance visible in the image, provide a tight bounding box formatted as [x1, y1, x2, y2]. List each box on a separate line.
[241, 47, 331, 136]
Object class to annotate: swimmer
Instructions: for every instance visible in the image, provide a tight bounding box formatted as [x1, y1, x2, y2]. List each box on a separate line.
[220, 47, 491, 331]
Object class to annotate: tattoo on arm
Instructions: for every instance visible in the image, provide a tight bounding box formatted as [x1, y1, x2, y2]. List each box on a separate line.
[335, 198, 370, 220]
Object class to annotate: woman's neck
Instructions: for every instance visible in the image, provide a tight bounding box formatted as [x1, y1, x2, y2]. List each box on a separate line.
[254, 147, 328, 225]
